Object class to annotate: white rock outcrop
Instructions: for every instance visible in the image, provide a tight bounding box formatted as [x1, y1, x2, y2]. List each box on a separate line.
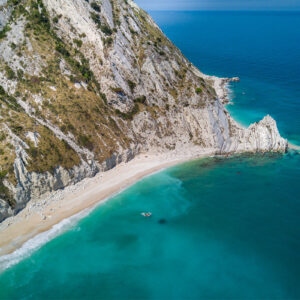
[0, 0, 288, 223]
[227, 115, 287, 153]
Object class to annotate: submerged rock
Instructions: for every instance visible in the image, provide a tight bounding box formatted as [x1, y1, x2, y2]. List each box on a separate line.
[158, 219, 167, 224]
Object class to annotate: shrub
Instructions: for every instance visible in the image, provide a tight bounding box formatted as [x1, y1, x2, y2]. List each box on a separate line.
[5, 66, 16, 80]
[74, 39, 83, 47]
[90, 12, 101, 26]
[17, 69, 24, 80]
[10, 42, 17, 49]
[0, 85, 5, 95]
[91, 2, 101, 12]
[28, 146, 38, 158]
[0, 133, 6, 142]
[53, 34, 96, 86]
[91, 2, 100, 11]
[0, 170, 7, 179]
[112, 87, 124, 94]
[100, 92, 107, 104]
[17, 4, 26, 15]
[131, 103, 139, 115]
[30, 0, 51, 32]
[60, 122, 75, 133]
[10, 0, 21, 5]
[78, 135, 93, 150]
[78, 58, 93, 82]
[115, 103, 139, 120]
[100, 25, 112, 36]
[12, 125, 23, 134]
[67, 123, 75, 132]
[134, 95, 146, 104]
[0, 25, 11, 40]
[127, 80, 136, 93]
[104, 37, 113, 46]
[60, 124, 67, 133]
[1, 94, 21, 111]
[129, 27, 136, 35]
[55, 43, 70, 57]
[195, 87, 202, 95]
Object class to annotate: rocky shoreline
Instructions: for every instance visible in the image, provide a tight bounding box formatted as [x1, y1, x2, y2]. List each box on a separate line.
[0, 148, 217, 259]
[0, 73, 288, 225]
[0, 0, 288, 226]
[207, 75, 240, 104]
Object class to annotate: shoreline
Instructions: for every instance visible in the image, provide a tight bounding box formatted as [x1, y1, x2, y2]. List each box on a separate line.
[0, 73, 231, 262]
[0, 148, 216, 258]
[0, 74, 292, 268]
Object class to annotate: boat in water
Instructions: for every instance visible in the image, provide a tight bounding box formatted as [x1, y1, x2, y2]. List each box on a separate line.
[141, 212, 152, 217]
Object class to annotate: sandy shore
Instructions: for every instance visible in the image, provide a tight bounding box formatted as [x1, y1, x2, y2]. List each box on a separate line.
[0, 148, 216, 257]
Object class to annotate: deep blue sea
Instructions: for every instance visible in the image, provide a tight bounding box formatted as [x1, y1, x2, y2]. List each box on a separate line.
[0, 11, 299, 300]
[152, 11, 300, 145]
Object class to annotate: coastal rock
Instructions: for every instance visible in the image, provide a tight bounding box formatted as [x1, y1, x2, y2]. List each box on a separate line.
[0, 0, 288, 222]
[227, 115, 288, 153]
[0, 199, 13, 223]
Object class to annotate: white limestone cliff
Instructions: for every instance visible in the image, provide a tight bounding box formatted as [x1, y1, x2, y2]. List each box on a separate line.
[0, 0, 288, 222]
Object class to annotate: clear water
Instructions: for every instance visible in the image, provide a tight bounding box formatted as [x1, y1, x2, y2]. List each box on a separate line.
[0, 11, 299, 300]
[151, 11, 300, 145]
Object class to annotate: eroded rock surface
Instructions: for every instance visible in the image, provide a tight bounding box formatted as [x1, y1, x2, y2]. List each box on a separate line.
[0, 0, 287, 222]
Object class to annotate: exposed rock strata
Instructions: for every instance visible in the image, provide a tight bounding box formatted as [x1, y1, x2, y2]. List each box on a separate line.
[0, 0, 288, 222]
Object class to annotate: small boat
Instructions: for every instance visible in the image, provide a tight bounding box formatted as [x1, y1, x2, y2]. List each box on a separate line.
[141, 212, 152, 217]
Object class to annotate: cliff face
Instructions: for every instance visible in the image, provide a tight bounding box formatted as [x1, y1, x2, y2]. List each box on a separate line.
[0, 0, 287, 222]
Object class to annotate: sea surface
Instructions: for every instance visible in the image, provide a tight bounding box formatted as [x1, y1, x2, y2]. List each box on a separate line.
[152, 11, 300, 145]
[0, 11, 300, 300]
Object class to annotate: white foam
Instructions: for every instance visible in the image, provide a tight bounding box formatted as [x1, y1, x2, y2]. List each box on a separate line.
[0, 162, 184, 273]
[226, 83, 235, 103]
[0, 209, 90, 273]
[0, 176, 147, 273]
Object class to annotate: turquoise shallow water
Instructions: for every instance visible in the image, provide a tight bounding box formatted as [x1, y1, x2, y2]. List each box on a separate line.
[0, 11, 300, 300]
[0, 153, 300, 299]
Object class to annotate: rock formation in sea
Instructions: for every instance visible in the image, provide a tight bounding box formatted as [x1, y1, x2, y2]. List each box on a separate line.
[0, 0, 288, 222]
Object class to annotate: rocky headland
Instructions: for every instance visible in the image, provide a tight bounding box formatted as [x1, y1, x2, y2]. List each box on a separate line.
[0, 0, 288, 224]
